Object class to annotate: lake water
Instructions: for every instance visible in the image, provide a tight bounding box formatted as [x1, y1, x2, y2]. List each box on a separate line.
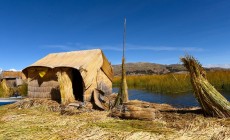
[113, 88, 230, 107]
[1, 90, 229, 107]
[0, 100, 17, 106]
[0, 102, 13, 106]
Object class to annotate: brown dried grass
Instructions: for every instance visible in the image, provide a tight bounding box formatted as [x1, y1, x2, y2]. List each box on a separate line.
[1, 100, 230, 139]
[7, 98, 61, 112]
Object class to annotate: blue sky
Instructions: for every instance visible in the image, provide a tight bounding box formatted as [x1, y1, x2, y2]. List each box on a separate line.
[1, 0, 230, 70]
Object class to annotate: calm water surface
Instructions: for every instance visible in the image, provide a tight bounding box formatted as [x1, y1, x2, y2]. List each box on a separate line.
[0, 102, 13, 106]
[0, 100, 17, 106]
[113, 88, 230, 107]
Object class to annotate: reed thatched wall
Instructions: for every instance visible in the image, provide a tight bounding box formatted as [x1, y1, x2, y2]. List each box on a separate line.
[26, 66, 112, 103]
[83, 69, 112, 101]
[84, 75, 97, 101]
[27, 68, 60, 102]
[23, 49, 113, 103]
[97, 69, 112, 95]
[5, 79, 17, 87]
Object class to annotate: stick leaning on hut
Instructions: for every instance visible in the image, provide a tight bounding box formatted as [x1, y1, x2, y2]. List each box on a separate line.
[181, 55, 230, 118]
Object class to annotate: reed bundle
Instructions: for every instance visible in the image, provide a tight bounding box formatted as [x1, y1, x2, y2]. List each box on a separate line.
[181, 55, 230, 118]
[0, 79, 10, 97]
[114, 57, 129, 107]
[56, 71, 75, 105]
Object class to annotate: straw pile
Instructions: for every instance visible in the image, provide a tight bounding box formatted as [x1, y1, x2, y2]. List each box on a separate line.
[0, 79, 10, 97]
[56, 71, 75, 105]
[181, 55, 230, 118]
[110, 100, 175, 120]
[8, 98, 61, 112]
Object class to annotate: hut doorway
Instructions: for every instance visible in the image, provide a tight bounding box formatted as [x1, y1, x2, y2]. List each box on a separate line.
[72, 69, 84, 101]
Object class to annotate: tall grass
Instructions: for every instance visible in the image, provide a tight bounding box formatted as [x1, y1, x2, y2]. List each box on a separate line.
[113, 70, 230, 94]
[206, 70, 230, 91]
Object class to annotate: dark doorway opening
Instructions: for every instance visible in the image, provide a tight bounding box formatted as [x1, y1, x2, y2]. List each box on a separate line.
[72, 69, 84, 101]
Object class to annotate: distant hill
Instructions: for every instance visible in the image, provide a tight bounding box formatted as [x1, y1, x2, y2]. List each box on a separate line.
[112, 62, 229, 76]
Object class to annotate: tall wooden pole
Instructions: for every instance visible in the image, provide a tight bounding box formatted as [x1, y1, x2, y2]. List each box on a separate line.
[123, 18, 126, 58]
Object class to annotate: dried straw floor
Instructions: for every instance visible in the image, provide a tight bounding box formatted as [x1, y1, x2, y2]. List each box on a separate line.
[0, 99, 229, 140]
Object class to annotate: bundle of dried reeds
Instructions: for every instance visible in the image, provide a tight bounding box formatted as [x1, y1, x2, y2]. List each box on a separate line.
[8, 98, 61, 112]
[56, 71, 75, 105]
[0, 79, 10, 97]
[114, 18, 129, 107]
[111, 100, 162, 120]
[181, 55, 230, 118]
[114, 57, 129, 107]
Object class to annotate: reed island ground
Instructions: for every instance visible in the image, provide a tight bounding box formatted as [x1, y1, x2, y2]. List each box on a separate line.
[0, 99, 229, 140]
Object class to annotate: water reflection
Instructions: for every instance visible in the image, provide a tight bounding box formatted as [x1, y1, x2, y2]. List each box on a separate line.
[113, 88, 230, 107]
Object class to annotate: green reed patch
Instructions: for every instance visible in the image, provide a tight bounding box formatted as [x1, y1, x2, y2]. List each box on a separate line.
[113, 70, 230, 94]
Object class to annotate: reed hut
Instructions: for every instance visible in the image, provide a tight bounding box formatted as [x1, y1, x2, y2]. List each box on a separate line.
[0, 71, 25, 87]
[22, 49, 113, 104]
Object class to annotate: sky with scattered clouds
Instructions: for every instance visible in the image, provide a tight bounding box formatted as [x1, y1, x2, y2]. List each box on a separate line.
[1, 0, 230, 70]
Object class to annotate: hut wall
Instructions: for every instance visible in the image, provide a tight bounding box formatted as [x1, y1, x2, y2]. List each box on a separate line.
[16, 78, 23, 86]
[97, 69, 112, 95]
[27, 69, 61, 102]
[5, 79, 17, 87]
[84, 77, 97, 102]
[83, 69, 112, 102]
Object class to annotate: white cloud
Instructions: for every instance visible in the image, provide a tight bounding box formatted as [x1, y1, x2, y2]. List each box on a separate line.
[0, 68, 21, 73]
[8, 69, 21, 72]
[42, 43, 204, 52]
[204, 64, 230, 68]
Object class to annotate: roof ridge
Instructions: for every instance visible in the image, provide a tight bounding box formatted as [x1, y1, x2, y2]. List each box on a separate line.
[48, 49, 102, 55]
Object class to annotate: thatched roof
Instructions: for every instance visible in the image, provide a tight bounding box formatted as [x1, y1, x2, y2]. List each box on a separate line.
[0, 71, 23, 79]
[23, 49, 113, 82]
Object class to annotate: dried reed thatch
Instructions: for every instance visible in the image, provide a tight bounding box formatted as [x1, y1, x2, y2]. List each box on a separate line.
[23, 49, 113, 102]
[0, 79, 10, 97]
[8, 98, 61, 112]
[60, 101, 93, 115]
[56, 71, 75, 105]
[111, 100, 163, 120]
[181, 55, 230, 118]
[1, 71, 23, 78]
[114, 57, 129, 107]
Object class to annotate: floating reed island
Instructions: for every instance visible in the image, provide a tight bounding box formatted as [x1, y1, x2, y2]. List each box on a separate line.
[5, 47, 229, 120]
[2, 51, 230, 139]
